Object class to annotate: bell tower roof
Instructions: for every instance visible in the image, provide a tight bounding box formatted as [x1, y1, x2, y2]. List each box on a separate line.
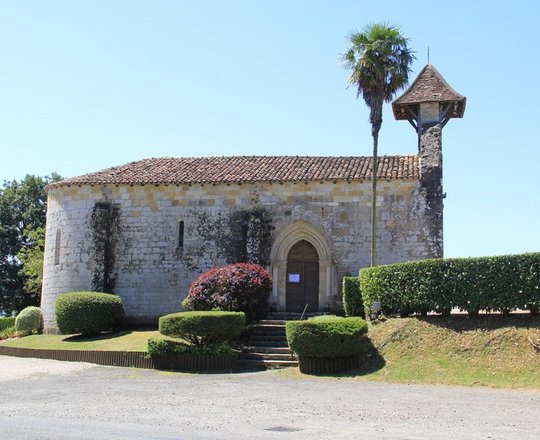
[392, 64, 466, 121]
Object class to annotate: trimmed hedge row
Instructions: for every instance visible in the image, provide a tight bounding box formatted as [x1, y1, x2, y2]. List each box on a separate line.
[55, 292, 124, 336]
[360, 253, 540, 316]
[0, 317, 16, 332]
[286, 316, 368, 358]
[159, 311, 245, 346]
[342, 277, 364, 318]
[147, 338, 235, 356]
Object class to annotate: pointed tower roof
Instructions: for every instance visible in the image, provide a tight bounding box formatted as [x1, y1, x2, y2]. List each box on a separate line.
[392, 64, 466, 120]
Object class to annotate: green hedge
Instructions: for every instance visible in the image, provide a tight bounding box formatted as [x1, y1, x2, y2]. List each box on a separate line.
[286, 316, 368, 358]
[0, 317, 16, 332]
[159, 311, 245, 346]
[147, 338, 234, 356]
[55, 292, 124, 336]
[0, 326, 16, 340]
[342, 277, 364, 318]
[360, 253, 540, 316]
[15, 307, 42, 335]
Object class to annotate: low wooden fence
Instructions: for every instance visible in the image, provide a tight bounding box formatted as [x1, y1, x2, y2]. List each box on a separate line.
[298, 355, 360, 375]
[0, 346, 237, 372]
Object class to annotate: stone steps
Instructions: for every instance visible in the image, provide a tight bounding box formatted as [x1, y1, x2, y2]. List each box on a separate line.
[249, 334, 288, 342]
[237, 318, 297, 370]
[251, 327, 286, 335]
[266, 312, 320, 321]
[236, 358, 298, 370]
[257, 319, 287, 326]
[240, 351, 296, 362]
[236, 312, 330, 370]
[242, 346, 291, 354]
[245, 339, 289, 348]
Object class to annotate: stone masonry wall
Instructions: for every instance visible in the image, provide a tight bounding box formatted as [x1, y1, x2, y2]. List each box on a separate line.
[41, 178, 438, 331]
[419, 124, 444, 257]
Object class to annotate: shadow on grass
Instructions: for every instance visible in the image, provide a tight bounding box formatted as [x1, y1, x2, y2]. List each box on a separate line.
[416, 314, 540, 333]
[62, 330, 132, 343]
[304, 337, 386, 377]
[356, 337, 386, 374]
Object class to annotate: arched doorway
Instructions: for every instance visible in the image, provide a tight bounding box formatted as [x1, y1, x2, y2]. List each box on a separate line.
[269, 221, 334, 312]
[286, 240, 319, 312]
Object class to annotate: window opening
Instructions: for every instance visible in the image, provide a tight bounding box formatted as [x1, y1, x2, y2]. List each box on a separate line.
[54, 229, 61, 265]
[178, 220, 184, 247]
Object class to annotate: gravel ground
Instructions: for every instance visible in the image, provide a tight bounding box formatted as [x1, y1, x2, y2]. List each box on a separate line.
[0, 355, 94, 381]
[1, 355, 539, 440]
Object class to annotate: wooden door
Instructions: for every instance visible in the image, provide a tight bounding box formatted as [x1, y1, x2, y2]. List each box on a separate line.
[286, 240, 319, 312]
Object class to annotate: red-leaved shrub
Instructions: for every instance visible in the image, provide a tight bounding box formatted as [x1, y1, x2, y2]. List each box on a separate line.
[183, 263, 272, 321]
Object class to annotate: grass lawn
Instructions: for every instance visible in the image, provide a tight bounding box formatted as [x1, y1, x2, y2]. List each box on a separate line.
[2, 315, 539, 389]
[279, 315, 540, 389]
[0, 330, 162, 352]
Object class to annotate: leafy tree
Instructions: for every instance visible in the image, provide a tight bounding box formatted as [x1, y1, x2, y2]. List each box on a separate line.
[0, 174, 62, 315]
[342, 23, 414, 266]
[17, 226, 46, 299]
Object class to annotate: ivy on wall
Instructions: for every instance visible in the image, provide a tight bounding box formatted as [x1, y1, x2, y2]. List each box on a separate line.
[195, 207, 274, 266]
[90, 202, 121, 293]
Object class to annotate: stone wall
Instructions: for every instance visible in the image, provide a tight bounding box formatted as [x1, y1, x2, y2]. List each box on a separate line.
[419, 124, 444, 257]
[41, 178, 438, 332]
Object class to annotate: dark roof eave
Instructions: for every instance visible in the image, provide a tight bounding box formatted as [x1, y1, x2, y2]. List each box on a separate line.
[392, 97, 467, 120]
[46, 175, 420, 191]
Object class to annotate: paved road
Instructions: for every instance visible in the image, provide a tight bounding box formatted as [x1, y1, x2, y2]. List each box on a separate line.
[1, 356, 539, 440]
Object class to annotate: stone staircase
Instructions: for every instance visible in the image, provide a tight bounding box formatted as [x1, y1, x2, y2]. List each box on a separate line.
[236, 312, 319, 371]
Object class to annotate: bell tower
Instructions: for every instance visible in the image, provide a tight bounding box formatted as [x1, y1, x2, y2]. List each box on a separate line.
[392, 63, 466, 140]
[392, 64, 466, 257]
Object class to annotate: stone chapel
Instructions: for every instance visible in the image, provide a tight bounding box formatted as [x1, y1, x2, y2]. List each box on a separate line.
[40, 64, 465, 331]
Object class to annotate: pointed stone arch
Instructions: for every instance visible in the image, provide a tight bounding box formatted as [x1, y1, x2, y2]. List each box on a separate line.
[269, 221, 334, 312]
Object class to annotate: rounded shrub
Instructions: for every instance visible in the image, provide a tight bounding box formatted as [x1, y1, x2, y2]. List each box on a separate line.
[159, 311, 245, 346]
[55, 292, 124, 336]
[15, 306, 42, 335]
[183, 263, 272, 321]
[286, 316, 368, 358]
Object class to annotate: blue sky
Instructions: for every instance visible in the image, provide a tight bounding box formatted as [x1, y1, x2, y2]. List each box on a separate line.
[0, 0, 538, 258]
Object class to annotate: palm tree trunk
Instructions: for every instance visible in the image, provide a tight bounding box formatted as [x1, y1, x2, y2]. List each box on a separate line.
[371, 131, 378, 267]
[369, 98, 383, 267]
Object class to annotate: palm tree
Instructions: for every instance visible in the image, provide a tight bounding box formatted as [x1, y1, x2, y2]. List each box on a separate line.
[342, 23, 414, 267]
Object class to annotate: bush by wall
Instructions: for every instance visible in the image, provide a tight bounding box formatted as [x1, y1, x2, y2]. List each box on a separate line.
[182, 263, 272, 321]
[0, 317, 16, 332]
[0, 326, 16, 340]
[159, 311, 246, 346]
[286, 316, 368, 358]
[0, 316, 17, 340]
[146, 337, 238, 371]
[342, 277, 364, 318]
[15, 306, 42, 335]
[360, 253, 540, 316]
[55, 292, 124, 336]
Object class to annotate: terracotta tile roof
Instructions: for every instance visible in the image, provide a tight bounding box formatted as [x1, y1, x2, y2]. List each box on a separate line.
[48, 155, 420, 189]
[393, 64, 466, 120]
